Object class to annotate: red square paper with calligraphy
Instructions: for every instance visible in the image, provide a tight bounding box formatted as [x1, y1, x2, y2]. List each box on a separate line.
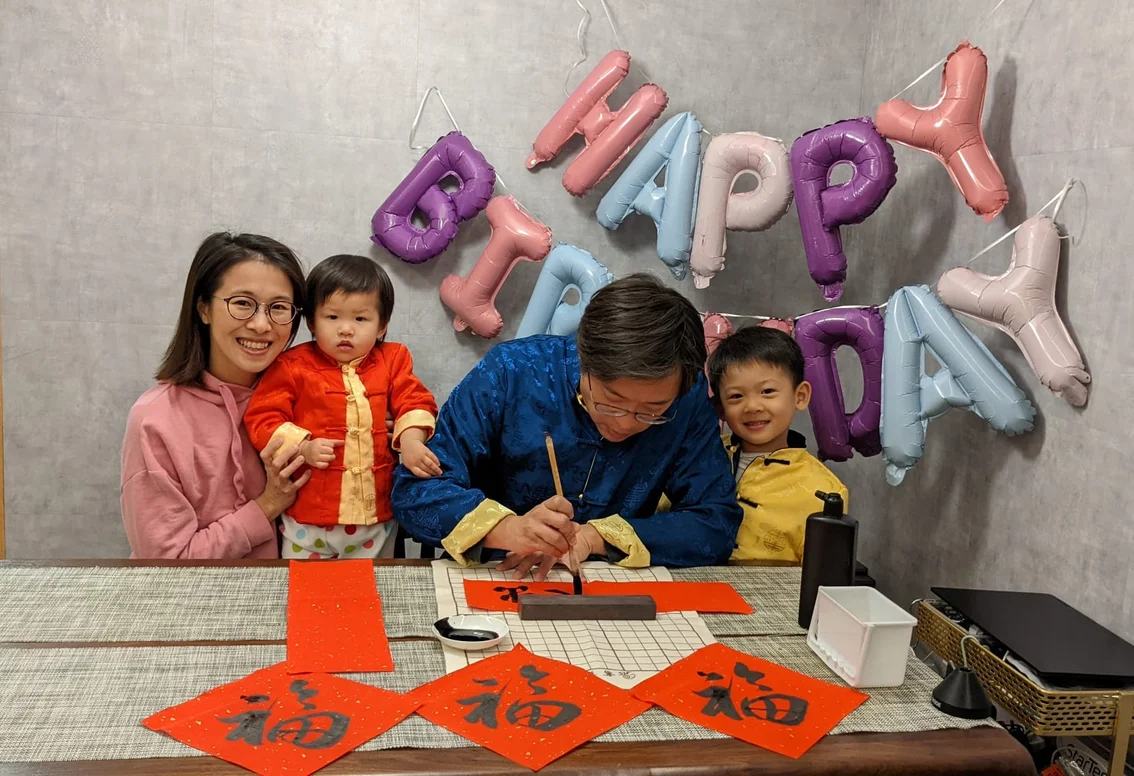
[631, 643, 868, 759]
[413, 644, 650, 770]
[143, 663, 420, 776]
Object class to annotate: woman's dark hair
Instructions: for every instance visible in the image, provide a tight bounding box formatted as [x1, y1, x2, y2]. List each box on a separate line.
[575, 273, 706, 394]
[305, 254, 395, 331]
[156, 232, 306, 386]
[707, 325, 806, 398]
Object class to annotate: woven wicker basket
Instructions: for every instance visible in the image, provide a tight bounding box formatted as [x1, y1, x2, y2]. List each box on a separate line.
[916, 600, 1133, 772]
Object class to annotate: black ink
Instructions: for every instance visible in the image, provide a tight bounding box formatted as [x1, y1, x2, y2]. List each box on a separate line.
[696, 671, 724, 681]
[268, 712, 350, 749]
[505, 700, 581, 731]
[734, 662, 773, 691]
[694, 681, 743, 721]
[519, 664, 550, 695]
[218, 710, 272, 745]
[289, 679, 318, 710]
[458, 690, 506, 729]
[472, 678, 499, 686]
[240, 694, 270, 704]
[492, 584, 569, 603]
[740, 694, 809, 726]
[494, 589, 528, 608]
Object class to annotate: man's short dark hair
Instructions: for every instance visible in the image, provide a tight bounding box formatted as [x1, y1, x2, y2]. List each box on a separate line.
[707, 326, 805, 397]
[305, 255, 395, 328]
[575, 273, 706, 394]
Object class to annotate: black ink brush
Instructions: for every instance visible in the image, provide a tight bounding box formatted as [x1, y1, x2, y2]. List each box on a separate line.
[544, 432, 583, 596]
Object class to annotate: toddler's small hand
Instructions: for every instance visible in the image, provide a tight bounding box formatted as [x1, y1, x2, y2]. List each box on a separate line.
[401, 439, 442, 478]
[300, 437, 343, 469]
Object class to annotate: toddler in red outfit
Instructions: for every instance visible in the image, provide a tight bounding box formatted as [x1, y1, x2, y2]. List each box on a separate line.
[246, 254, 438, 559]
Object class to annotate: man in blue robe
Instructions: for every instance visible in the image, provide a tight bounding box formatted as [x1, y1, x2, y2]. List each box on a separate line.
[392, 274, 741, 577]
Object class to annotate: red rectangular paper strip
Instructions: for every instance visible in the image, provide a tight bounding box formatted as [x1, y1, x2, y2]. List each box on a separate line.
[412, 644, 650, 770]
[143, 663, 420, 776]
[287, 559, 394, 674]
[631, 643, 868, 759]
[464, 579, 753, 614]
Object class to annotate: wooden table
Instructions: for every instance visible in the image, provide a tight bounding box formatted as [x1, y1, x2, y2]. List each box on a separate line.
[0, 560, 1036, 776]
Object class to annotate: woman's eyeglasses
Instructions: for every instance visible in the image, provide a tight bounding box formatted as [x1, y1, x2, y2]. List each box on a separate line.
[217, 295, 300, 325]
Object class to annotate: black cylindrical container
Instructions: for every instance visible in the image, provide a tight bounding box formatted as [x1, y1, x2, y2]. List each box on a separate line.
[797, 490, 858, 629]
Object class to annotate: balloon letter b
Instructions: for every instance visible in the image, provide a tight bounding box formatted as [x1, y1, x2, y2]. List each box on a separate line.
[371, 131, 495, 263]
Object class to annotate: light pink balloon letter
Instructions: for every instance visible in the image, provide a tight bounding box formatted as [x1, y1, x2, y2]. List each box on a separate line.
[691, 133, 793, 289]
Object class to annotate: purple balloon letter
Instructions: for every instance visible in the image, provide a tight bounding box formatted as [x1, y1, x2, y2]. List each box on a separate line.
[371, 131, 496, 264]
[794, 306, 884, 462]
[790, 118, 897, 301]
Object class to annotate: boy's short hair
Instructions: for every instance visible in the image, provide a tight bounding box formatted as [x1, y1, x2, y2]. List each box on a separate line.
[707, 326, 805, 396]
[305, 255, 394, 327]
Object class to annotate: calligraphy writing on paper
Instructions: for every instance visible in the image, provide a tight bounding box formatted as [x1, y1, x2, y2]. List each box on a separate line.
[491, 584, 571, 604]
[694, 662, 809, 727]
[217, 679, 351, 750]
[457, 665, 583, 733]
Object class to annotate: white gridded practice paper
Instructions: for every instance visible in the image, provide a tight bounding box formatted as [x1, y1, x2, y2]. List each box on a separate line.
[432, 560, 716, 689]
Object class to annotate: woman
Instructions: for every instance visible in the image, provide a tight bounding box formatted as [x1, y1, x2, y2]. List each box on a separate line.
[121, 232, 310, 558]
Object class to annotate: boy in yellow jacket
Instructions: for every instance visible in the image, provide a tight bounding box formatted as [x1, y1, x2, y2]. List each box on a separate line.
[708, 326, 848, 563]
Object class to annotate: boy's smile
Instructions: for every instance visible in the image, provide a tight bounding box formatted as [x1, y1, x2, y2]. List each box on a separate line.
[717, 361, 811, 454]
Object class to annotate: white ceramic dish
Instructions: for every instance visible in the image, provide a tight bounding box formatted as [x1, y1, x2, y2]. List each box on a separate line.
[432, 614, 509, 651]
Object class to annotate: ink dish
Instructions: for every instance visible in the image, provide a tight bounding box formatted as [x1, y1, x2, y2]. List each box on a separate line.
[433, 615, 509, 651]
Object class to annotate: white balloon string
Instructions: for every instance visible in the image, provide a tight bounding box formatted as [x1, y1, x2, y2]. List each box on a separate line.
[409, 87, 459, 149]
[934, 178, 1075, 286]
[596, 0, 625, 51]
[888, 0, 1009, 101]
[716, 312, 774, 322]
[563, 0, 592, 96]
[408, 86, 510, 192]
[704, 178, 1076, 323]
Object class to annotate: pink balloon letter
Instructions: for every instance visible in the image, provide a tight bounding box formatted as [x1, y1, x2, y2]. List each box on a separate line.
[702, 313, 734, 360]
[691, 132, 793, 289]
[875, 41, 1008, 220]
[439, 197, 552, 339]
[937, 214, 1089, 407]
[527, 50, 668, 197]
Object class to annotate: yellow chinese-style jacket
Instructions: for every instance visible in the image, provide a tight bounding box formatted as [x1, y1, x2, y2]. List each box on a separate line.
[728, 431, 848, 563]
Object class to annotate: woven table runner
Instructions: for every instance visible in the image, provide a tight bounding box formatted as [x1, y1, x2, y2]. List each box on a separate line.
[0, 566, 437, 642]
[0, 564, 806, 645]
[672, 566, 805, 637]
[0, 636, 991, 762]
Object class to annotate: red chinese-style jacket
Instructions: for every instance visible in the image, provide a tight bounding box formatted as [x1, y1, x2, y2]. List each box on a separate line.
[245, 341, 437, 527]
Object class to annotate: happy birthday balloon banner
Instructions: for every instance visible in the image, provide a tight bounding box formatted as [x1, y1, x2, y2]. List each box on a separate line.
[367, 43, 1085, 484]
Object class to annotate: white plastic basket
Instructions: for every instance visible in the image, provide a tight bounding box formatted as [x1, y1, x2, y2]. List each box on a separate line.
[807, 586, 918, 688]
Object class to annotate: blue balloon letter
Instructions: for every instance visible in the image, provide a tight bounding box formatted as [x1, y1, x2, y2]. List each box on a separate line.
[596, 112, 703, 280]
[881, 285, 1036, 486]
[515, 244, 613, 339]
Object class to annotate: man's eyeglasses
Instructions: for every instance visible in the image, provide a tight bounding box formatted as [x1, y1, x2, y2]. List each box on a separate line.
[217, 295, 300, 326]
[585, 375, 674, 425]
